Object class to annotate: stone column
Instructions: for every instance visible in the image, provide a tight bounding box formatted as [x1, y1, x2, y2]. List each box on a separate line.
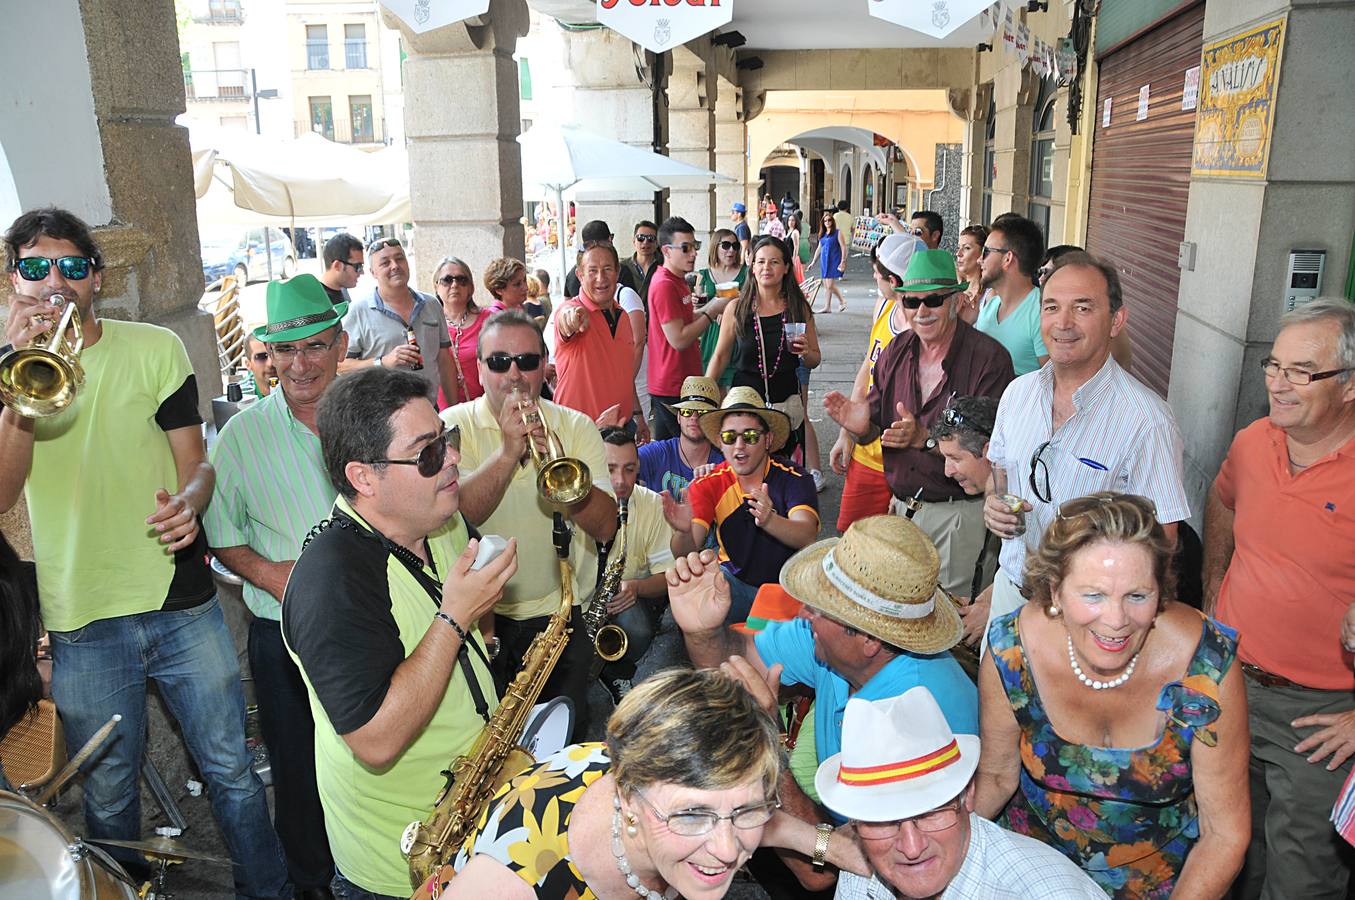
[714, 74, 746, 225]
[668, 43, 716, 243]
[988, 65, 1036, 218]
[563, 27, 668, 245]
[386, 0, 529, 291]
[1169, 2, 1355, 518]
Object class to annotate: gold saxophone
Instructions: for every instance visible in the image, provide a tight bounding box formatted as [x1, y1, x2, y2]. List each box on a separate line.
[584, 499, 629, 673]
[402, 529, 577, 892]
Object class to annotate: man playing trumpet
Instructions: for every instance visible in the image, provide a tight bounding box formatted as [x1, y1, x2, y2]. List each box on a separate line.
[442, 308, 618, 738]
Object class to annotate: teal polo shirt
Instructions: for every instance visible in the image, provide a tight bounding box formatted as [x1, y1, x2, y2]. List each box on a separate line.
[204, 389, 337, 620]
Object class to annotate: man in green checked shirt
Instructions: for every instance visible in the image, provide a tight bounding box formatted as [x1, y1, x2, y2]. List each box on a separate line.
[203, 273, 348, 898]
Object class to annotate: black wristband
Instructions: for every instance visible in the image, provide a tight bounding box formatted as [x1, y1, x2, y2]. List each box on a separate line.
[433, 610, 470, 644]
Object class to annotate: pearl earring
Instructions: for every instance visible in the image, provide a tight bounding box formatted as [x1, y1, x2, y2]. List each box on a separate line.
[1047, 602, 1061, 616]
[627, 814, 638, 837]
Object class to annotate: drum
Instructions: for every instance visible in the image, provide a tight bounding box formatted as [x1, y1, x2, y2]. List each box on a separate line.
[519, 697, 574, 760]
[0, 791, 138, 898]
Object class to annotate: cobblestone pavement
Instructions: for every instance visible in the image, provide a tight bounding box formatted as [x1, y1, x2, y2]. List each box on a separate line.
[52, 250, 885, 898]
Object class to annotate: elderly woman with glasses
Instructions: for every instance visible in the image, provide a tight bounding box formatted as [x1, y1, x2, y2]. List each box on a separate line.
[438, 668, 867, 899]
[433, 256, 491, 406]
[974, 492, 1249, 899]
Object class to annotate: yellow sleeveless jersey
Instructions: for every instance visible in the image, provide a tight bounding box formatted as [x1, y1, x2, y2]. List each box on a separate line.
[850, 294, 905, 472]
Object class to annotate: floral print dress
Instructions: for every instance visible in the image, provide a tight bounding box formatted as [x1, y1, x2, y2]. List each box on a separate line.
[988, 609, 1238, 899]
[432, 743, 610, 899]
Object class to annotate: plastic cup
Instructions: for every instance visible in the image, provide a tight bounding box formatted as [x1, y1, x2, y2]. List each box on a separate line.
[715, 281, 740, 299]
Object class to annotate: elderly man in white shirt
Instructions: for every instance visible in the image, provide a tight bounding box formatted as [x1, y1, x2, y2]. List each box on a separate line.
[970, 251, 1189, 652]
[819, 688, 1103, 900]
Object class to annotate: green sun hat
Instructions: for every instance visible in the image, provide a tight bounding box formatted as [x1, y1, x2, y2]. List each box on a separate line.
[253, 274, 348, 343]
[893, 248, 968, 294]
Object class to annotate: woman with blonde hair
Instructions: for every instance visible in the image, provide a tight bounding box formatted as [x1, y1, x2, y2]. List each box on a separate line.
[695, 228, 749, 389]
[442, 668, 866, 898]
[433, 255, 490, 405]
[976, 492, 1249, 898]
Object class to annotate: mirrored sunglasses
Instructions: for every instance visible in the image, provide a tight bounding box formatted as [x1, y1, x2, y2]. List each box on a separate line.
[15, 256, 94, 281]
[719, 428, 764, 446]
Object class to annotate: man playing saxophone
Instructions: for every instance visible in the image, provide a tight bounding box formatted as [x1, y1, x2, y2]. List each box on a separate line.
[592, 426, 677, 703]
[442, 308, 618, 739]
[282, 367, 518, 899]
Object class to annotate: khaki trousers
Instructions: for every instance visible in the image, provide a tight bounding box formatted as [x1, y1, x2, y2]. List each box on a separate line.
[890, 495, 991, 601]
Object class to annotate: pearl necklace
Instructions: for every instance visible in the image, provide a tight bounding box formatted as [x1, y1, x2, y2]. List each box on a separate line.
[1067, 635, 1140, 690]
[612, 799, 677, 900]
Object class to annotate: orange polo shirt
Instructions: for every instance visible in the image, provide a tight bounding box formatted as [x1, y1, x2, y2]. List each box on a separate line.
[552, 292, 636, 422]
[1214, 417, 1355, 690]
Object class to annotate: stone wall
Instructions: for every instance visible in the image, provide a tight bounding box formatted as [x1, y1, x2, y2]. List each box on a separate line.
[926, 143, 963, 255]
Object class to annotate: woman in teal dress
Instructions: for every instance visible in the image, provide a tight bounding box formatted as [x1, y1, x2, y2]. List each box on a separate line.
[975, 493, 1250, 898]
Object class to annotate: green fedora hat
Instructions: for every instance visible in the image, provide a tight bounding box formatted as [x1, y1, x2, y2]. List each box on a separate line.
[893, 249, 968, 294]
[253, 274, 348, 343]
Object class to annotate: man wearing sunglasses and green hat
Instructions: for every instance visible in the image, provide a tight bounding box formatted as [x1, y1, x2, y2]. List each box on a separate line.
[0, 207, 289, 897]
[202, 272, 349, 895]
[825, 249, 1013, 601]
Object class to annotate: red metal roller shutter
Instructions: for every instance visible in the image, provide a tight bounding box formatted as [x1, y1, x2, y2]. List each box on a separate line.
[1084, 2, 1205, 397]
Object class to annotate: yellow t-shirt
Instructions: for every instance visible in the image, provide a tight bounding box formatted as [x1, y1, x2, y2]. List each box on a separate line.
[581, 484, 675, 617]
[28, 320, 196, 631]
[851, 295, 906, 472]
[442, 397, 615, 619]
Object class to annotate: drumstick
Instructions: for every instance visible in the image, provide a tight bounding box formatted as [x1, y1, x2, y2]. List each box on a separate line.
[32, 714, 122, 805]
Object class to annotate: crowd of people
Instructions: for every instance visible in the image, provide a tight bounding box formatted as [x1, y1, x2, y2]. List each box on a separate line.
[1, 198, 1353, 900]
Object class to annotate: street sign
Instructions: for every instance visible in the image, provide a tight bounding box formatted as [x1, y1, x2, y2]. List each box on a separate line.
[597, 0, 733, 54]
[869, 0, 992, 40]
[378, 0, 489, 34]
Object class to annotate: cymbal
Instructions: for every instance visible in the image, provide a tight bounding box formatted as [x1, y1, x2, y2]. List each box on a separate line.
[87, 835, 229, 863]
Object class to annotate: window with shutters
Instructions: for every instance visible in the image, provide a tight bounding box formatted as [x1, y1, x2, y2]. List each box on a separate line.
[981, 95, 996, 225]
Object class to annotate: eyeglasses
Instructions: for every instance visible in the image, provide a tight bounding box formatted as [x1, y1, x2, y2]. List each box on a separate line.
[338, 259, 365, 273]
[937, 406, 991, 437]
[14, 256, 95, 281]
[856, 798, 964, 840]
[251, 351, 271, 363]
[371, 426, 460, 478]
[1028, 440, 1053, 504]
[268, 337, 340, 364]
[719, 428, 764, 446]
[980, 246, 1010, 259]
[437, 274, 472, 287]
[482, 351, 543, 373]
[664, 241, 702, 254]
[718, 240, 740, 252]
[1056, 493, 1156, 522]
[630, 789, 780, 837]
[634, 233, 657, 243]
[897, 291, 956, 310]
[367, 237, 402, 254]
[1037, 265, 1055, 282]
[1261, 359, 1354, 386]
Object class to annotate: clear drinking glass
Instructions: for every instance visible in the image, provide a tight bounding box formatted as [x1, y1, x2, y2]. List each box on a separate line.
[992, 464, 1027, 537]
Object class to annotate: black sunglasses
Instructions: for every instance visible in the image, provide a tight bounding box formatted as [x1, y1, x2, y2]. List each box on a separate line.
[251, 351, 271, 363]
[938, 406, 991, 437]
[338, 259, 365, 273]
[437, 274, 472, 286]
[15, 256, 95, 281]
[1028, 440, 1053, 504]
[898, 291, 956, 310]
[367, 237, 402, 254]
[980, 245, 1010, 259]
[372, 426, 461, 478]
[634, 234, 657, 243]
[718, 240, 739, 251]
[482, 351, 543, 373]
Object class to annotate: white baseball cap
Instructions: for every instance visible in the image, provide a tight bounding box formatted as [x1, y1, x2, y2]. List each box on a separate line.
[874, 233, 925, 281]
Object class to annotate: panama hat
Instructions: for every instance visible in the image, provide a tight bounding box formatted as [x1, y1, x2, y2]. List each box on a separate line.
[816, 688, 981, 822]
[664, 375, 721, 415]
[253, 274, 347, 343]
[893, 248, 968, 295]
[780, 514, 963, 655]
[698, 386, 791, 453]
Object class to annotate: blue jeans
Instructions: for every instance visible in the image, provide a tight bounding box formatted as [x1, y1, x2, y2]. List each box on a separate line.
[332, 871, 404, 900]
[721, 564, 760, 626]
[48, 597, 290, 899]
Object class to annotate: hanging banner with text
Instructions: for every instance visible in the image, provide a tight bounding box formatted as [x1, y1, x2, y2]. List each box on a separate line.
[378, 0, 489, 34]
[597, 0, 733, 54]
[1191, 17, 1285, 178]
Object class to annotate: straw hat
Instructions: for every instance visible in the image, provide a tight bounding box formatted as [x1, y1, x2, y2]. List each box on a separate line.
[698, 385, 791, 453]
[664, 375, 721, 415]
[780, 514, 962, 655]
[816, 688, 980, 822]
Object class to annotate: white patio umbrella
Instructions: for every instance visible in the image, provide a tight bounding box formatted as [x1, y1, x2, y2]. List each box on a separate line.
[517, 123, 733, 281]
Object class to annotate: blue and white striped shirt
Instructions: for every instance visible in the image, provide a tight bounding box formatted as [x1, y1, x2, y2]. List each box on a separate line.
[986, 355, 1190, 587]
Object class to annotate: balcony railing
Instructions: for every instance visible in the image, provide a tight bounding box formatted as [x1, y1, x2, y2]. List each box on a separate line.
[193, 10, 243, 24]
[344, 39, 368, 69]
[184, 68, 250, 101]
[296, 117, 383, 145]
[306, 40, 329, 70]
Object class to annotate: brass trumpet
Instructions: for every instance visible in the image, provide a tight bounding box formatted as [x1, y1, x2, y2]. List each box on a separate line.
[516, 392, 591, 506]
[0, 297, 85, 418]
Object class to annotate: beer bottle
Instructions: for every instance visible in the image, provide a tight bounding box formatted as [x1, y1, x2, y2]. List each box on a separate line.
[405, 327, 424, 371]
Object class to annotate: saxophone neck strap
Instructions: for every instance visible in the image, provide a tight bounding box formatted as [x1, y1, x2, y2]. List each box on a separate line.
[309, 509, 494, 721]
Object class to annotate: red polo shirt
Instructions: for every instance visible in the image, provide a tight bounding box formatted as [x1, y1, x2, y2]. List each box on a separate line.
[552, 292, 636, 422]
[647, 264, 702, 397]
[1214, 417, 1355, 690]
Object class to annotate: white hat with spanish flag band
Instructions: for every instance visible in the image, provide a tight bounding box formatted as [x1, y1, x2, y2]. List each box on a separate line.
[815, 687, 980, 822]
